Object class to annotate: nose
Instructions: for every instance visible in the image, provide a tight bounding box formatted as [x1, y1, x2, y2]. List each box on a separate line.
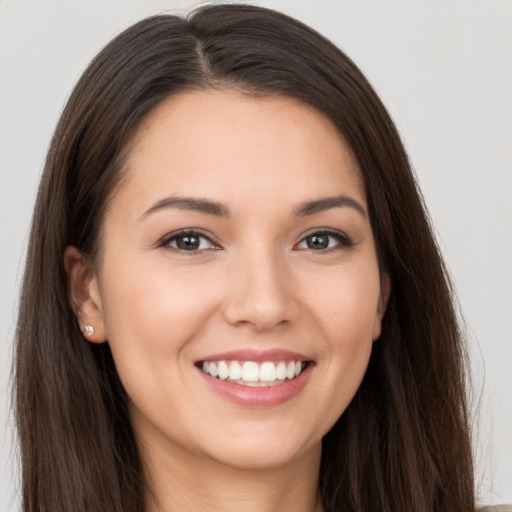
[223, 248, 300, 332]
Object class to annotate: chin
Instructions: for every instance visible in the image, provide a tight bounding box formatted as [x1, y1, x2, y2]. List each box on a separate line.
[199, 427, 322, 471]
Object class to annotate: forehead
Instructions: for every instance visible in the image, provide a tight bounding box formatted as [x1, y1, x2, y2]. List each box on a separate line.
[114, 89, 366, 216]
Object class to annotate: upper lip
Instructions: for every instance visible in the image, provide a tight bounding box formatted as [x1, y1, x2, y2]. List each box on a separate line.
[195, 348, 312, 363]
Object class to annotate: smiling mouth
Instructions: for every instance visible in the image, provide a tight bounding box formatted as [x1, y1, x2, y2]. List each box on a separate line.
[197, 360, 309, 387]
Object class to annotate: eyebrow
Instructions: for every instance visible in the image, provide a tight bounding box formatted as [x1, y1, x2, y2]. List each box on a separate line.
[139, 196, 229, 220]
[139, 193, 367, 221]
[294, 195, 367, 218]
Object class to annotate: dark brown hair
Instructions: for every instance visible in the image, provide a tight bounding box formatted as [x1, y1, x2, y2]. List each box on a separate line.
[15, 4, 474, 511]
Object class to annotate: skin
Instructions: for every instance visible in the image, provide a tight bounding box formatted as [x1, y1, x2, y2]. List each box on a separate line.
[66, 89, 390, 512]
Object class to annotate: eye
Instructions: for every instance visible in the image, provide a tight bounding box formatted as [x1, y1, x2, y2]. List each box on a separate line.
[160, 230, 219, 252]
[295, 229, 353, 251]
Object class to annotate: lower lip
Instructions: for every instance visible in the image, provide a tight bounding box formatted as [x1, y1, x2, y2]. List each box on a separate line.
[198, 364, 313, 407]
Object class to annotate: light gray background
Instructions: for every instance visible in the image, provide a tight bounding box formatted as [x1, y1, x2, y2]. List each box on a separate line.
[1, 1, 511, 510]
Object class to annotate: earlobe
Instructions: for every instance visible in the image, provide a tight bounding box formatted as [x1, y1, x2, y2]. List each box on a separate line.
[64, 246, 107, 343]
[373, 273, 391, 341]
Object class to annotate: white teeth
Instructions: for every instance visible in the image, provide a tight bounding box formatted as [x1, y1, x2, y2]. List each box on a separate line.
[218, 361, 229, 380]
[242, 361, 259, 382]
[229, 361, 242, 380]
[209, 361, 218, 378]
[200, 359, 307, 384]
[260, 362, 276, 381]
[286, 361, 295, 379]
[276, 361, 287, 380]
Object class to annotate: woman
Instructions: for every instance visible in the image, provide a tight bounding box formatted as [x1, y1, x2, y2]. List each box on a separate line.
[14, 4, 484, 511]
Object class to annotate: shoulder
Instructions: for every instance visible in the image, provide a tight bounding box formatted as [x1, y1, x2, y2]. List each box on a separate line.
[478, 506, 512, 512]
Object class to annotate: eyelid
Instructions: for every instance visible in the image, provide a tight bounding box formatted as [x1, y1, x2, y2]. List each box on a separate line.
[158, 228, 221, 251]
[157, 227, 353, 252]
[295, 227, 354, 250]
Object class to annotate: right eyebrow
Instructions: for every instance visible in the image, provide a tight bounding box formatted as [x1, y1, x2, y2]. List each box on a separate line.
[138, 196, 230, 221]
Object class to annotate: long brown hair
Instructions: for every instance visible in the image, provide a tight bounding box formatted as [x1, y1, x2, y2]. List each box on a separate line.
[15, 4, 474, 511]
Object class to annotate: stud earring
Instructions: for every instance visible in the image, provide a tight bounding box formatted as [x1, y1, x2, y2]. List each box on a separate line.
[83, 325, 94, 336]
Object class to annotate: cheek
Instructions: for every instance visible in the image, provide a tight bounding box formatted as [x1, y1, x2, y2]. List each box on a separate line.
[304, 261, 382, 345]
[97, 261, 224, 429]
[299, 261, 381, 420]
[98, 260, 218, 370]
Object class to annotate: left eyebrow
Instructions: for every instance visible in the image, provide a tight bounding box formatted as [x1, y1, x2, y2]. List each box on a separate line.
[294, 194, 367, 218]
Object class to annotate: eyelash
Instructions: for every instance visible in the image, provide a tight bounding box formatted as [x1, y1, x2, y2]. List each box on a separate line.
[158, 228, 353, 254]
[294, 228, 354, 252]
[158, 229, 220, 254]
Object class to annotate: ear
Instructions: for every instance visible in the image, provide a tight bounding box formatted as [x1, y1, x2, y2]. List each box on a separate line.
[64, 246, 107, 343]
[372, 273, 391, 341]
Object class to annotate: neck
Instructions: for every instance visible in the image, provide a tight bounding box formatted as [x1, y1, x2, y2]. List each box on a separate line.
[140, 430, 323, 512]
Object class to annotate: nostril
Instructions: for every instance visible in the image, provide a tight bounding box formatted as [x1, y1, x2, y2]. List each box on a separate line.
[223, 297, 297, 331]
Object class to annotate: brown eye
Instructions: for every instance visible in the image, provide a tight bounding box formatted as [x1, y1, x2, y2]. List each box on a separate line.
[296, 230, 353, 251]
[306, 234, 330, 250]
[162, 231, 217, 252]
[176, 234, 201, 250]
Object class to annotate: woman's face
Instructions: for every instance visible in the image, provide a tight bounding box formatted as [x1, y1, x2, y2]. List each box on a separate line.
[77, 90, 388, 471]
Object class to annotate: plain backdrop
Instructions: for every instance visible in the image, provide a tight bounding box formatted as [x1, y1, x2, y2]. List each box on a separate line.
[1, 1, 511, 510]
